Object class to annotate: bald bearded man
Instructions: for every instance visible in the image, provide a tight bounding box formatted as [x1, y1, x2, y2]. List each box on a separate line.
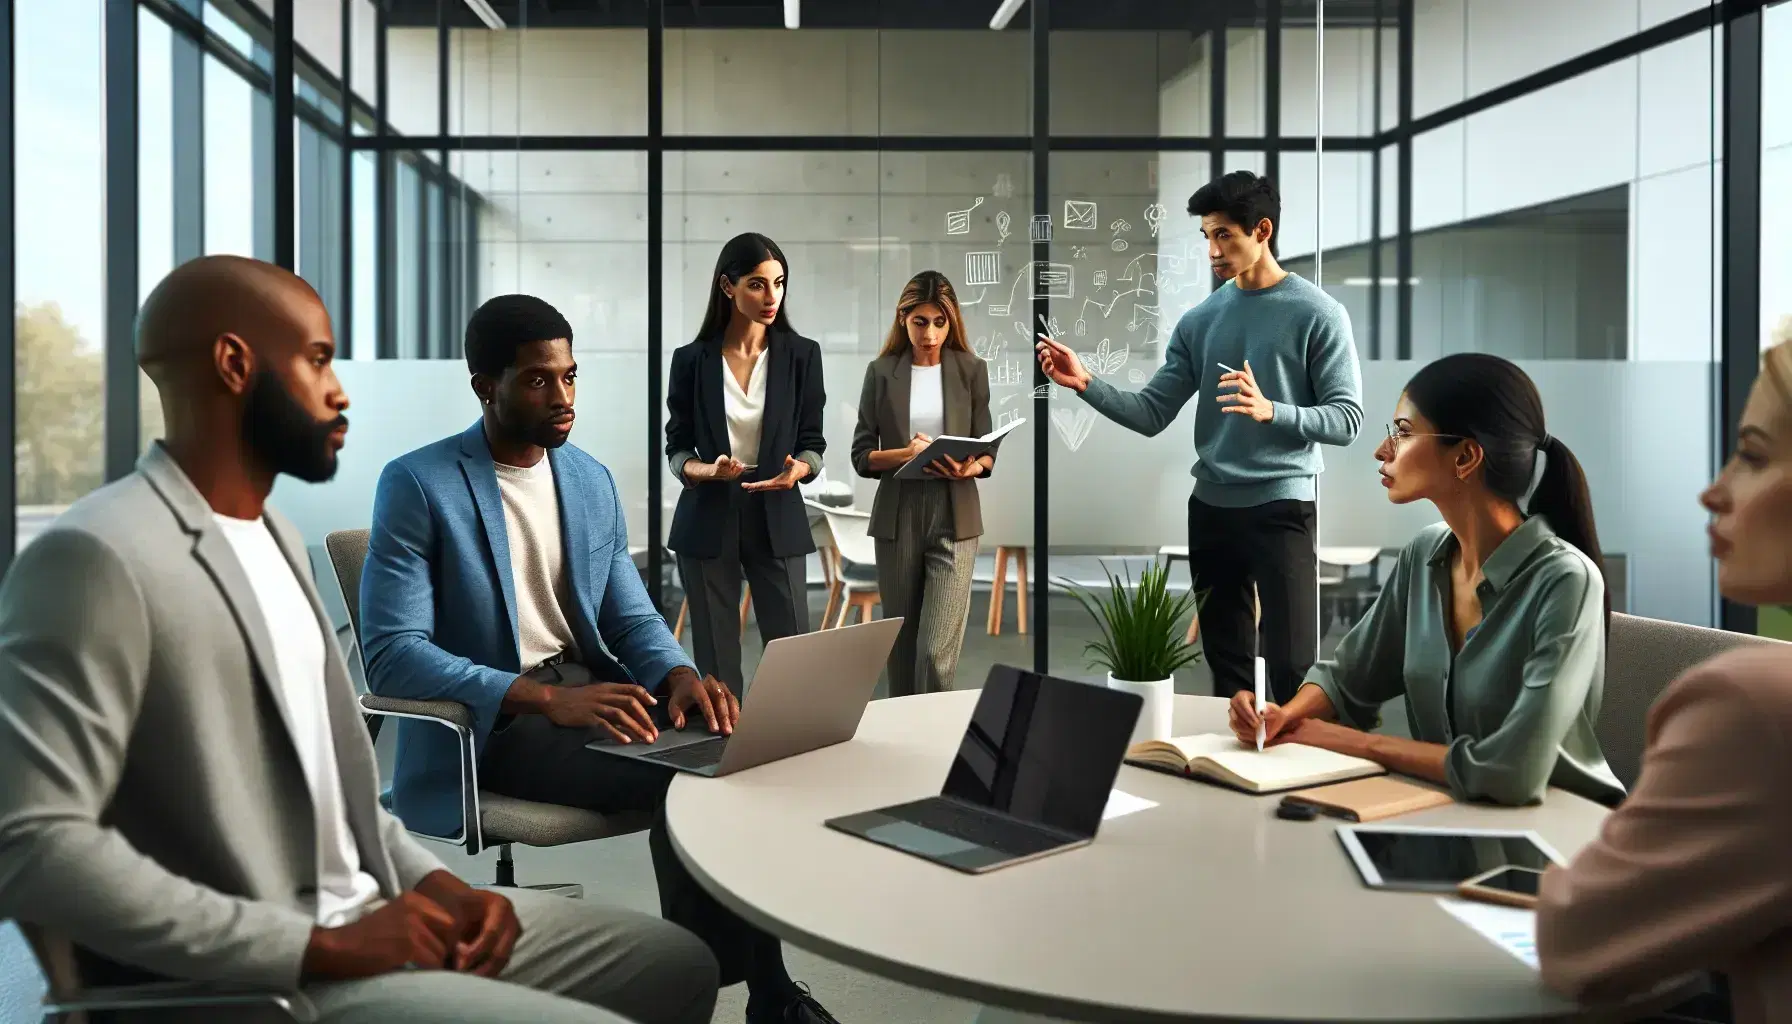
[0, 255, 718, 1023]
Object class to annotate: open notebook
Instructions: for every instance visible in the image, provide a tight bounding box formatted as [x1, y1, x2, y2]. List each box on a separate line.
[1124, 733, 1386, 794]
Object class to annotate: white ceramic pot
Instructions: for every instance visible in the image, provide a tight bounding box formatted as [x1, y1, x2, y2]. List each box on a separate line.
[1106, 673, 1174, 746]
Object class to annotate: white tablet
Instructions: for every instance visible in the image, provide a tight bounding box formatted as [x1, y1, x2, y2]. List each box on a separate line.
[1335, 824, 1566, 893]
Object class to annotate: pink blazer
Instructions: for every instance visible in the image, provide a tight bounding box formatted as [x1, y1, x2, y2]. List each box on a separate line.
[1536, 647, 1792, 1023]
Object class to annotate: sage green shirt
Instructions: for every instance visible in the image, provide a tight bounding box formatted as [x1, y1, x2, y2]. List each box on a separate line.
[1308, 516, 1626, 807]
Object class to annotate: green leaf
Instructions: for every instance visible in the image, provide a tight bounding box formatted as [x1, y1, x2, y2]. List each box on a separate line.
[1052, 561, 1204, 682]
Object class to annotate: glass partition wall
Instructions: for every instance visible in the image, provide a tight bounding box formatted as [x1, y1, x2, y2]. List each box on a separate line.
[21, 0, 1777, 672]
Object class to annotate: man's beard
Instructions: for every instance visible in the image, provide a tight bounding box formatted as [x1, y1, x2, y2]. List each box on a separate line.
[498, 407, 573, 450]
[241, 369, 346, 483]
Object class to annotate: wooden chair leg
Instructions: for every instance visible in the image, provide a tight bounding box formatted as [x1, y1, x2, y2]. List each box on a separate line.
[859, 598, 873, 624]
[822, 579, 842, 631]
[988, 546, 1010, 635]
[674, 598, 689, 641]
[1014, 547, 1029, 636]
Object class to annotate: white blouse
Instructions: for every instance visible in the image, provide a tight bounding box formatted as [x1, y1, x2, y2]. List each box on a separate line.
[909, 363, 946, 439]
[723, 350, 768, 467]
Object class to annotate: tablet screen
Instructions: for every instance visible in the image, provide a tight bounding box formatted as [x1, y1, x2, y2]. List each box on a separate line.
[1341, 828, 1559, 891]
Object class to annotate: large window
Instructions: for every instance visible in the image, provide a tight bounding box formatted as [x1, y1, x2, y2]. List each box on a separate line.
[14, 1, 105, 553]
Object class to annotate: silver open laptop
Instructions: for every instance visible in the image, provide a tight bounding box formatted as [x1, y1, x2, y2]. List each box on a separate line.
[585, 617, 903, 776]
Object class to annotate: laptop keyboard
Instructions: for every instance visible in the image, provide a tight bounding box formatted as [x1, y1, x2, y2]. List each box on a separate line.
[641, 738, 728, 770]
[886, 798, 1071, 856]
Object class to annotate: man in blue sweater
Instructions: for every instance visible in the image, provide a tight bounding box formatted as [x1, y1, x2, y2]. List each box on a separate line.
[1037, 171, 1363, 703]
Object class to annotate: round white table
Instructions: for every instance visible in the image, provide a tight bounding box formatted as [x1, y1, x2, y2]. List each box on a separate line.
[665, 691, 1690, 1022]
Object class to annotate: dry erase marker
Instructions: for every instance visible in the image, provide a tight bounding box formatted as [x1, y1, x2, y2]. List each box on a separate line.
[1254, 656, 1267, 751]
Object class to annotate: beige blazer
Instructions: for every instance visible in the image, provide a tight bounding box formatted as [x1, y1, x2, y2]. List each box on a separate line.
[0, 444, 445, 992]
[850, 347, 993, 542]
[1536, 646, 1792, 1023]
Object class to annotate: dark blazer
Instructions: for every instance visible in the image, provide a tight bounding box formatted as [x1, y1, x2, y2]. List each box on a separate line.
[665, 327, 827, 560]
[851, 346, 993, 542]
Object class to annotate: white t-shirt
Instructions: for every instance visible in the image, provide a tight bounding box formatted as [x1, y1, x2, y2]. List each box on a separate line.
[493, 458, 582, 673]
[909, 363, 946, 440]
[215, 514, 382, 928]
[722, 351, 768, 467]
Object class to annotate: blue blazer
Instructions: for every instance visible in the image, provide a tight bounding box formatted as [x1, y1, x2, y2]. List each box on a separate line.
[360, 421, 693, 838]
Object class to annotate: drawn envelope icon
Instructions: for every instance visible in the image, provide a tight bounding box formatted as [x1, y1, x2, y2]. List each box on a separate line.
[1062, 199, 1099, 231]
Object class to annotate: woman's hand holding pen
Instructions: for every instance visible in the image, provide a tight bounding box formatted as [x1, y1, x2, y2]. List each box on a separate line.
[741, 455, 811, 492]
[902, 433, 933, 463]
[1228, 690, 1294, 748]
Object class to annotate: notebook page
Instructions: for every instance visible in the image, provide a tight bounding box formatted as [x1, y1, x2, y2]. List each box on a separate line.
[1162, 734, 1380, 787]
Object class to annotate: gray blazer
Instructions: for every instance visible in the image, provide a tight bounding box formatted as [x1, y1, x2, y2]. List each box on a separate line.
[0, 444, 444, 992]
[850, 346, 993, 542]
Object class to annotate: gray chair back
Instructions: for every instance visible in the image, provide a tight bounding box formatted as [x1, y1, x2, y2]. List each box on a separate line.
[1600, 612, 1785, 788]
[324, 529, 372, 641]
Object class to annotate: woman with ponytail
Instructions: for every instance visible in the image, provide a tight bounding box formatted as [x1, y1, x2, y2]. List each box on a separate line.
[1228, 352, 1625, 807]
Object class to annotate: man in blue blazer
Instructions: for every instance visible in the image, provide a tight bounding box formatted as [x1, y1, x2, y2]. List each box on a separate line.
[361, 295, 843, 1024]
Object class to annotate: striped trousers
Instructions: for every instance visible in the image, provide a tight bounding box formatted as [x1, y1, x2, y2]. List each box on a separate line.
[874, 482, 979, 697]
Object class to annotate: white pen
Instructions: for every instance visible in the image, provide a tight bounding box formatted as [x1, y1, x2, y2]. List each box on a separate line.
[1254, 656, 1267, 752]
[1217, 362, 1239, 375]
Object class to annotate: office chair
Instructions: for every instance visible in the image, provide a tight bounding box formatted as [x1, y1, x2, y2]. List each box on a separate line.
[1601, 612, 1786, 788]
[324, 529, 650, 896]
[20, 921, 314, 1022]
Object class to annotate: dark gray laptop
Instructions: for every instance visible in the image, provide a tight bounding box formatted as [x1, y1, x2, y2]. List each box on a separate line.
[585, 617, 902, 777]
[825, 666, 1143, 873]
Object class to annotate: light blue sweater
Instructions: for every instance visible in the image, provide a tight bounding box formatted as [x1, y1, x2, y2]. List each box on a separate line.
[1082, 273, 1363, 508]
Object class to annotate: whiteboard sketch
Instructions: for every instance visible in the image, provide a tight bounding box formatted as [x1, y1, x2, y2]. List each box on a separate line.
[996, 211, 1012, 245]
[973, 335, 1006, 362]
[1128, 304, 1160, 333]
[1110, 217, 1132, 234]
[1092, 269, 1108, 287]
[1012, 321, 1033, 341]
[1051, 406, 1097, 452]
[989, 359, 1027, 387]
[1029, 214, 1053, 242]
[945, 196, 984, 235]
[965, 251, 1002, 287]
[1001, 383, 1056, 404]
[1111, 237, 1129, 252]
[1080, 338, 1129, 376]
[994, 408, 1022, 430]
[1073, 317, 1088, 336]
[961, 286, 986, 305]
[993, 173, 1014, 198]
[1072, 246, 1089, 259]
[989, 302, 1011, 316]
[1143, 203, 1166, 237]
[1063, 199, 1098, 231]
[1030, 261, 1074, 299]
[1129, 368, 1148, 384]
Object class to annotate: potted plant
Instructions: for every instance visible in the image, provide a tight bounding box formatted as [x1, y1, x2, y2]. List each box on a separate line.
[1057, 562, 1202, 745]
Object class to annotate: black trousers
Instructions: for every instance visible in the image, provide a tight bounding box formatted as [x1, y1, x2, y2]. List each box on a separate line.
[480, 710, 769, 989]
[676, 485, 808, 697]
[1187, 493, 1318, 704]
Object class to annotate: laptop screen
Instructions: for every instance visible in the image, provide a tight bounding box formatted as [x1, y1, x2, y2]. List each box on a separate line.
[939, 666, 1143, 839]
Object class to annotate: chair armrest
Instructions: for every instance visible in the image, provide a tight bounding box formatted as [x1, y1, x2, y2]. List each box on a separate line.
[358, 694, 472, 731]
[46, 982, 316, 1021]
[357, 695, 485, 854]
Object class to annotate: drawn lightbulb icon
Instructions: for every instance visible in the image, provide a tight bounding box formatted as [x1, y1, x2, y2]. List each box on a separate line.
[1144, 203, 1166, 237]
[996, 211, 1012, 244]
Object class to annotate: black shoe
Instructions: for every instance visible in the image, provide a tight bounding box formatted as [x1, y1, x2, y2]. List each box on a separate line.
[745, 982, 841, 1024]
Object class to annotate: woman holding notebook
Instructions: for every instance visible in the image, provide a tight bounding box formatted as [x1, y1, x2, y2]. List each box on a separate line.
[1533, 326, 1792, 1023]
[1229, 353, 1625, 808]
[850, 270, 993, 696]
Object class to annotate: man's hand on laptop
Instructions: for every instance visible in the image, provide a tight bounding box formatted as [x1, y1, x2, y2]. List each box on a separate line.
[664, 666, 739, 735]
[535, 681, 661, 743]
[299, 890, 461, 980]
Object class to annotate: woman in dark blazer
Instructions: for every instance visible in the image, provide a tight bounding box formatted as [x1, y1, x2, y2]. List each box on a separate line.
[851, 270, 992, 696]
[666, 232, 826, 695]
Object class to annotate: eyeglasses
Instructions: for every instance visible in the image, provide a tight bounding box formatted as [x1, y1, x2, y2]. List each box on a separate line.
[1384, 424, 1462, 450]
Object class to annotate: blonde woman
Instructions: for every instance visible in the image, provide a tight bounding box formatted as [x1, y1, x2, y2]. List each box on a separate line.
[850, 270, 992, 696]
[1536, 321, 1792, 1023]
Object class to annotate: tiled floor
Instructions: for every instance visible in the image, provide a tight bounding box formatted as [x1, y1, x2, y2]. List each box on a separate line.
[383, 586, 1396, 1023]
